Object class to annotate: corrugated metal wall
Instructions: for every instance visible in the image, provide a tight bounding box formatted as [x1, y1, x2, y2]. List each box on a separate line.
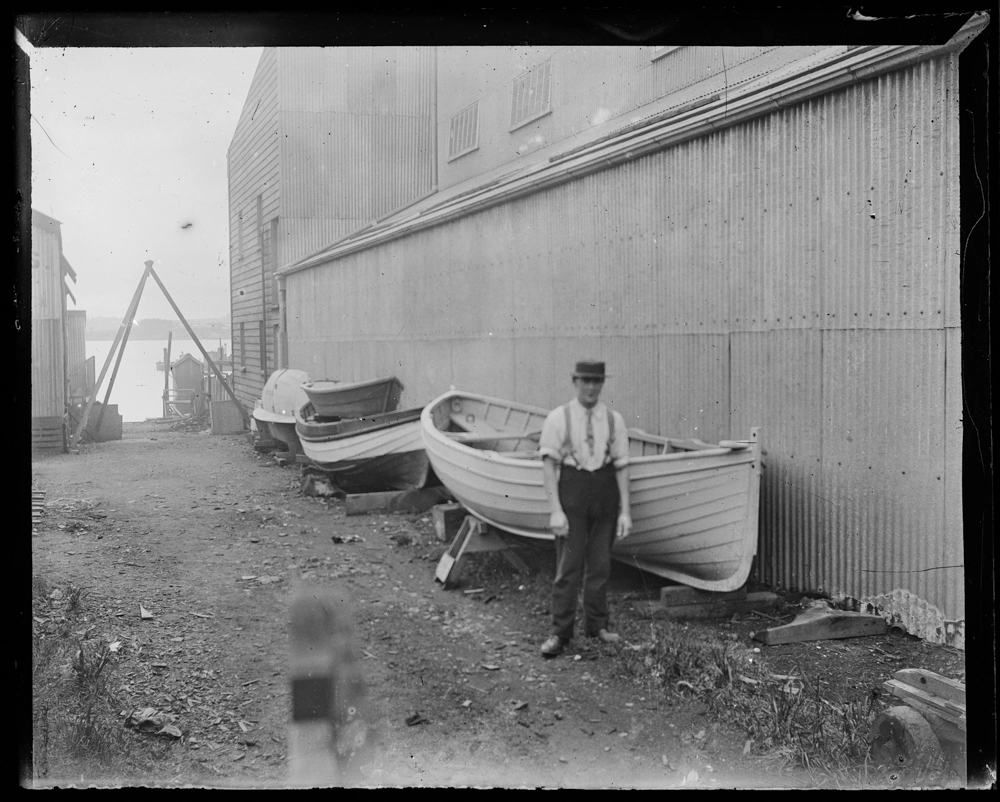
[439, 45, 829, 191]
[228, 48, 435, 406]
[31, 217, 65, 421]
[285, 53, 963, 645]
[277, 46, 435, 265]
[65, 309, 88, 400]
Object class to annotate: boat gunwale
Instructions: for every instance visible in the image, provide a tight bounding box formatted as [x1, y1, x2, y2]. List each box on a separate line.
[296, 408, 424, 444]
[252, 407, 296, 424]
[301, 376, 404, 395]
[422, 390, 757, 469]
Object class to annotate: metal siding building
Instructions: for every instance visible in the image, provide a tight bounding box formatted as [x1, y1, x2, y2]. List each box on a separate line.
[276, 30, 984, 645]
[227, 47, 435, 408]
[65, 309, 88, 402]
[30, 210, 68, 452]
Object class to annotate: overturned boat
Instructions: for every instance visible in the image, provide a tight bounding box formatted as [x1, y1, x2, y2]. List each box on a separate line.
[252, 368, 311, 457]
[300, 376, 404, 420]
[420, 389, 762, 592]
[295, 404, 432, 492]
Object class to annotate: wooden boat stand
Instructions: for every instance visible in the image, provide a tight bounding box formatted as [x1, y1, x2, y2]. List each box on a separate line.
[435, 516, 530, 589]
[870, 668, 967, 783]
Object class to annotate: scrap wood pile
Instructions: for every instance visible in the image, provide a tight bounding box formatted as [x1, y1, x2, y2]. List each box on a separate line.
[169, 411, 211, 433]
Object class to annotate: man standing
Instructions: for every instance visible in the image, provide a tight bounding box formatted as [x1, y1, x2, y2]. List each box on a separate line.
[538, 360, 631, 657]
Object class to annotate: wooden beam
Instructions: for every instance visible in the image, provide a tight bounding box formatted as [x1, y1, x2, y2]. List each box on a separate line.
[752, 607, 887, 645]
[660, 586, 747, 606]
[95, 283, 144, 434]
[890, 668, 965, 706]
[344, 487, 451, 515]
[640, 591, 782, 621]
[146, 265, 248, 428]
[432, 502, 467, 543]
[446, 431, 542, 443]
[71, 262, 150, 448]
[884, 678, 967, 731]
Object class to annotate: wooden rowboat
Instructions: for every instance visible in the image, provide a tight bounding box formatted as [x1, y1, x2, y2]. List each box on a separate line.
[420, 389, 762, 592]
[300, 377, 404, 420]
[295, 404, 432, 492]
[252, 369, 311, 456]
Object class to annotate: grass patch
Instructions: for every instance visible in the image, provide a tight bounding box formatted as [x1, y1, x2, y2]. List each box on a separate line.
[30, 574, 143, 785]
[612, 615, 883, 785]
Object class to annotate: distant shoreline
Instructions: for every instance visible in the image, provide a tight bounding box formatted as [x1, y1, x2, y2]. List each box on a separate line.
[85, 334, 229, 342]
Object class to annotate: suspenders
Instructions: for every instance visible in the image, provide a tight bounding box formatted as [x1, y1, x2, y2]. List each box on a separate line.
[561, 404, 616, 469]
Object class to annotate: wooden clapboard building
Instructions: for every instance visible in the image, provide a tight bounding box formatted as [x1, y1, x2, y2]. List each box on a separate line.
[226, 47, 436, 408]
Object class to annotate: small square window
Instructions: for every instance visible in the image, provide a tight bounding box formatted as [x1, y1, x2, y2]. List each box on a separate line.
[509, 59, 552, 132]
[448, 102, 480, 161]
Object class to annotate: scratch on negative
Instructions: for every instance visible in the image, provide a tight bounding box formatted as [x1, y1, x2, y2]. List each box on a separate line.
[778, 481, 839, 506]
[860, 564, 964, 574]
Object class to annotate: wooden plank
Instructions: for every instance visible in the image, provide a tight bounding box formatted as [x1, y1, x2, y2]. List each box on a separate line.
[435, 517, 483, 588]
[648, 591, 782, 620]
[499, 548, 531, 576]
[660, 586, 748, 606]
[884, 679, 967, 731]
[891, 668, 965, 706]
[446, 431, 542, 443]
[432, 502, 467, 543]
[752, 608, 887, 645]
[344, 487, 451, 516]
[435, 517, 532, 587]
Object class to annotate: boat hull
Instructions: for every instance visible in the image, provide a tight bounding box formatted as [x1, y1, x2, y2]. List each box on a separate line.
[421, 390, 761, 592]
[301, 377, 403, 420]
[296, 406, 430, 492]
[253, 369, 312, 456]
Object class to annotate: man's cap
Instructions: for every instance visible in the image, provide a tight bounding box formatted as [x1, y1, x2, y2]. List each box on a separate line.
[572, 360, 609, 379]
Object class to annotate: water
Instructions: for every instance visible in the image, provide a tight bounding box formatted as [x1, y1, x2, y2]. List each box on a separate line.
[87, 338, 231, 422]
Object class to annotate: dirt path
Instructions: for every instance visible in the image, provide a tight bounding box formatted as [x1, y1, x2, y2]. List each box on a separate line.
[30, 422, 963, 788]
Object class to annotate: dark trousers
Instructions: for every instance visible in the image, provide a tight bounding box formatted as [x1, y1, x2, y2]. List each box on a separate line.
[550, 464, 620, 640]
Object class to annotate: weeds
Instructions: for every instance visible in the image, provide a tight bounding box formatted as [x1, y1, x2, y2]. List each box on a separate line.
[31, 575, 138, 783]
[613, 616, 881, 784]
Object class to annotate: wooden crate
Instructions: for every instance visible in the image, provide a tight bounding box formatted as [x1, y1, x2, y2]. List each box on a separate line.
[211, 400, 246, 435]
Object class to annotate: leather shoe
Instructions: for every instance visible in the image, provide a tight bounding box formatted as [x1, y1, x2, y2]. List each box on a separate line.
[593, 628, 620, 644]
[540, 635, 566, 657]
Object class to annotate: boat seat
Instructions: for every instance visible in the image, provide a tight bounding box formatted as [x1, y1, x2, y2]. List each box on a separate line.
[501, 451, 542, 460]
[449, 412, 506, 435]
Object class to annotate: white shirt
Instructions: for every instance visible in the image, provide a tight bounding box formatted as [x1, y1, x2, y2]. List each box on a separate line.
[539, 398, 629, 471]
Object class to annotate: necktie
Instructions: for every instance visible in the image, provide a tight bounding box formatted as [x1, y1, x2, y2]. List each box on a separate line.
[586, 408, 594, 454]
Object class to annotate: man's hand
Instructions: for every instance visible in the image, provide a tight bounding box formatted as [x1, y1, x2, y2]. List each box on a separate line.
[548, 510, 569, 538]
[615, 513, 632, 540]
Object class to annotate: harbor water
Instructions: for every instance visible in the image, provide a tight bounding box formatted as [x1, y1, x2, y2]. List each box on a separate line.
[86, 338, 232, 423]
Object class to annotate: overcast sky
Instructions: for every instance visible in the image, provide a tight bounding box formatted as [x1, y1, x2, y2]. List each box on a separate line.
[26, 44, 264, 322]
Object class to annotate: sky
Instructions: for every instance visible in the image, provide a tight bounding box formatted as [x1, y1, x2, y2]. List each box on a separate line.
[25, 44, 264, 322]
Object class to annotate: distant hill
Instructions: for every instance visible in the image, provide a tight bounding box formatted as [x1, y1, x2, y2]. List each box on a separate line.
[86, 316, 232, 341]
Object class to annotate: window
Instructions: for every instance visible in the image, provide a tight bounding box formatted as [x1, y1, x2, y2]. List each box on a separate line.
[448, 102, 480, 161]
[237, 210, 244, 262]
[239, 322, 245, 368]
[509, 59, 552, 131]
